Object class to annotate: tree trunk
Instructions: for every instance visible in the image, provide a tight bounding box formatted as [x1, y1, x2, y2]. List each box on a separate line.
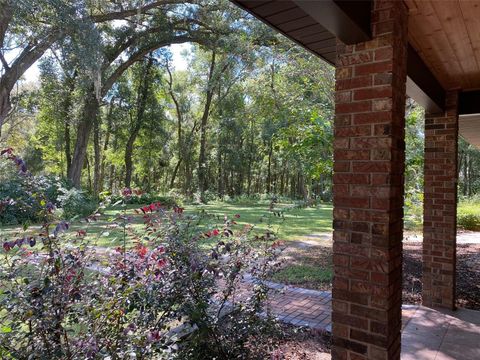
[108, 164, 115, 193]
[100, 101, 114, 190]
[266, 141, 273, 193]
[93, 115, 102, 196]
[62, 72, 76, 176]
[124, 56, 153, 188]
[124, 132, 138, 188]
[86, 156, 93, 192]
[170, 158, 182, 188]
[198, 51, 216, 200]
[64, 116, 72, 177]
[69, 90, 100, 187]
[166, 62, 186, 190]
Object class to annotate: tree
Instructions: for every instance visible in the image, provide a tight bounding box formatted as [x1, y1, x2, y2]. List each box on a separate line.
[124, 55, 160, 188]
[67, 1, 234, 188]
[0, 0, 187, 137]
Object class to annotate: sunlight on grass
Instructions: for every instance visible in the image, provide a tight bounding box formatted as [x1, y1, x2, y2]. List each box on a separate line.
[271, 265, 332, 285]
[0, 201, 333, 250]
[191, 201, 333, 242]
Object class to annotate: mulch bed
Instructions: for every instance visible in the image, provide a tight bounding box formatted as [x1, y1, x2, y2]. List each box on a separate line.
[279, 241, 480, 310]
[403, 242, 480, 310]
[271, 326, 331, 360]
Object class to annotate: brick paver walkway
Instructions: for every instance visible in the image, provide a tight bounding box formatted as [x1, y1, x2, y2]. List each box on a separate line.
[243, 275, 332, 331]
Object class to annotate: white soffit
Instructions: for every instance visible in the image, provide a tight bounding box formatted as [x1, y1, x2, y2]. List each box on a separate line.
[459, 114, 480, 149]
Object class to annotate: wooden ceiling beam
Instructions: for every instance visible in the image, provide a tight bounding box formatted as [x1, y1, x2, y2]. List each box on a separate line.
[407, 44, 445, 113]
[459, 91, 480, 115]
[293, 0, 372, 44]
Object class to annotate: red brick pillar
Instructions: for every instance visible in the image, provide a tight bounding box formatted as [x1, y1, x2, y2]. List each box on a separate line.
[422, 91, 459, 310]
[331, 0, 408, 359]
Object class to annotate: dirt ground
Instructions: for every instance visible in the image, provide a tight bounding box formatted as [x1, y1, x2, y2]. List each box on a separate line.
[403, 242, 480, 310]
[271, 326, 331, 360]
[279, 241, 480, 310]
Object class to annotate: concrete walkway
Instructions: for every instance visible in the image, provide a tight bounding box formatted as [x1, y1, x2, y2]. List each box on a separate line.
[404, 231, 480, 244]
[402, 306, 480, 360]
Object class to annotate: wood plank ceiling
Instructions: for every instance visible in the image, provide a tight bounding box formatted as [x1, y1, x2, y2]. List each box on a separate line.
[233, 0, 337, 64]
[406, 0, 480, 91]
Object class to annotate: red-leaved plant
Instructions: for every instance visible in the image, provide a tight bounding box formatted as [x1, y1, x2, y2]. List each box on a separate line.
[0, 150, 282, 359]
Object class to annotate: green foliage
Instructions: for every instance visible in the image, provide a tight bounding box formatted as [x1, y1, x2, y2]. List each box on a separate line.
[458, 213, 480, 231]
[0, 199, 280, 359]
[0, 153, 98, 224]
[458, 198, 480, 231]
[108, 192, 178, 208]
[56, 187, 97, 220]
[459, 138, 480, 196]
[0, 163, 57, 225]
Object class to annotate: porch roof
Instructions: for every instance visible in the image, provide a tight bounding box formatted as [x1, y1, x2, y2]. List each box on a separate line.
[232, 0, 480, 148]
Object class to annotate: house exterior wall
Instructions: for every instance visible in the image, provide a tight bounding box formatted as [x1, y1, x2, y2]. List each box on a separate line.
[332, 0, 408, 359]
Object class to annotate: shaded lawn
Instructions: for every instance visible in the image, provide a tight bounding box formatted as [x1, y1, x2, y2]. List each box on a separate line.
[0, 200, 334, 287]
[0, 201, 333, 249]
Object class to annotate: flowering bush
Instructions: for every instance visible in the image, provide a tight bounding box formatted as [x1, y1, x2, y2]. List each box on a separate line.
[0, 192, 281, 359]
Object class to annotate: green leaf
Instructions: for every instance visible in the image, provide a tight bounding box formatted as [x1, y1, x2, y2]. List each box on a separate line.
[1, 326, 12, 333]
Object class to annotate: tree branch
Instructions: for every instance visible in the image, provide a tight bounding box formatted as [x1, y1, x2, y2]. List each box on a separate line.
[0, 1, 13, 50]
[102, 35, 206, 96]
[91, 0, 186, 23]
[1, 29, 62, 89]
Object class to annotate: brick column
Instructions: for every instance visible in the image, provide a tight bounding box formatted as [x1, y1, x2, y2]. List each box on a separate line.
[422, 91, 459, 310]
[331, 1, 408, 359]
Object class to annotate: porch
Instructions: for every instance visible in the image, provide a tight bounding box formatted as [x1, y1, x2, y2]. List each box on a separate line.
[254, 275, 480, 359]
[231, 0, 480, 359]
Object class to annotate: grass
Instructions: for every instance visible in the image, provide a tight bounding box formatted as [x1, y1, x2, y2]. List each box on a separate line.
[271, 265, 332, 285]
[192, 200, 332, 242]
[2, 198, 478, 290]
[0, 201, 333, 248]
[0, 200, 334, 289]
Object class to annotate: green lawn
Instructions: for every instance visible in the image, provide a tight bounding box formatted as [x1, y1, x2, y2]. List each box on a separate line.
[0, 200, 334, 289]
[4, 199, 476, 290]
[192, 200, 332, 242]
[271, 265, 332, 286]
[0, 201, 333, 249]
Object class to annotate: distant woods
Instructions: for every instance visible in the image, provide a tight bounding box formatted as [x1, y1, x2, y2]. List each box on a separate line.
[0, 0, 336, 201]
[1, 0, 479, 202]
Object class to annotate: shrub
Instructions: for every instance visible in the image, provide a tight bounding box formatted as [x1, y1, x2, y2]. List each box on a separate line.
[1, 149, 99, 224]
[56, 187, 98, 220]
[0, 198, 280, 359]
[457, 199, 480, 231]
[108, 191, 178, 208]
[0, 159, 56, 225]
[458, 213, 480, 231]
